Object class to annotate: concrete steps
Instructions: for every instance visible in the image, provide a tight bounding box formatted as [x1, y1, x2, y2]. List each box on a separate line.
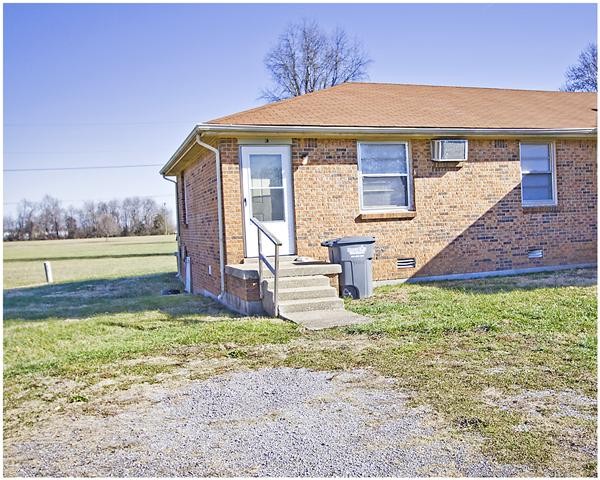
[226, 260, 341, 280]
[283, 310, 373, 331]
[229, 256, 371, 329]
[263, 275, 331, 290]
[279, 297, 345, 315]
[263, 263, 341, 278]
[262, 273, 343, 316]
[267, 285, 339, 302]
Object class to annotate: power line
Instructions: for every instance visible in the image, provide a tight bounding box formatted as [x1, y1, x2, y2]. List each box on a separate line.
[4, 120, 200, 127]
[5, 150, 141, 155]
[4, 163, 163, 172]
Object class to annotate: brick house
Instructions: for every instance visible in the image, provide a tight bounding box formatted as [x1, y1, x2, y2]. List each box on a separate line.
[160, 82, 597, 320]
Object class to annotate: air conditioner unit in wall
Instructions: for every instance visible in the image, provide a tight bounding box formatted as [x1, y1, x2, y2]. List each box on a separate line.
[431, 139, 468, 162]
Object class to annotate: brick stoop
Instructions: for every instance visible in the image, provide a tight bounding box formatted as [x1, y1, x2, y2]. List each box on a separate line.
[259, 260, 371, 329]
[225, 257, 371, 329]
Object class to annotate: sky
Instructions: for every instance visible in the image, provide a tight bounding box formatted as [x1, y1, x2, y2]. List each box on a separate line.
[3, 3, 597, 217]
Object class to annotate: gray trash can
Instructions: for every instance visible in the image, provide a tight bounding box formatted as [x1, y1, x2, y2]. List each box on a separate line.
[321, 236, 375, 299]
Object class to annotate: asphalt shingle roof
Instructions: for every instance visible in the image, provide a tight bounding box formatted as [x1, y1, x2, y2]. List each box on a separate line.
[207, 82, 597, 129]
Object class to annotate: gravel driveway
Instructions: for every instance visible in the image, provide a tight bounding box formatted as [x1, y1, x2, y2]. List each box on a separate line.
[4, 368, 524, 477]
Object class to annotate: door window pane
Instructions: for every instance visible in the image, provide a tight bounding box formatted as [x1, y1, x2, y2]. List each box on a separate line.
[362, 176, 408, 208]
[361, 144, 408, 174]
[250, 154, 283, 188]
[251, 188, 285, 222]
[522, 174, 553, 202]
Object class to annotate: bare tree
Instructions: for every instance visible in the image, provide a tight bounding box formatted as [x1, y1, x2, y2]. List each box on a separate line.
[562, 43, 597, 92]
[15, 200, 37, 240]
[107, 199, 121, 224]
[262, 20, 371, 101]
[64, 206, 79, 239]
[4, 215, 16, 241]
[97, 213, 120, 238]
[140, 198, 158, 235]
[152, 204, 174, 235]
[79, 201, 98, 238]
[38, 195, 63, 239]
[122, 197, 144, 235]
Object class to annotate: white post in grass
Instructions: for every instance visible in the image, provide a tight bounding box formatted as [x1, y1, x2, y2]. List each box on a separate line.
[43, 261, 53, 283]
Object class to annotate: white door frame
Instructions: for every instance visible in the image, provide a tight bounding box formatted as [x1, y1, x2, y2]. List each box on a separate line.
[240, 145, 296, 257]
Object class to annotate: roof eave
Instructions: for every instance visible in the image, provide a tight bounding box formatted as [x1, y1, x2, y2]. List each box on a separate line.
[160, 123, 597, 176]
[200, 123, 597, 136]
[160, 126, 201, 176]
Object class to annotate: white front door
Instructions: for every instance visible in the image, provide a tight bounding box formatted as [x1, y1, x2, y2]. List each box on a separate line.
[241, 145, 296, 257]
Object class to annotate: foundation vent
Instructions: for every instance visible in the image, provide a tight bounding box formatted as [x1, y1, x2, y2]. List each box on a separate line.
[527, 248, 544, 259]
[396, 257, 416, 269]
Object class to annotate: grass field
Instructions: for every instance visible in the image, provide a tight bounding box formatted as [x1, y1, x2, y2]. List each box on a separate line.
[3, 236, 597, 476]
[3, 235, 177, 289]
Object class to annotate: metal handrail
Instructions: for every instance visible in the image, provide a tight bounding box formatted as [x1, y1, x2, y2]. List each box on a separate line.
[250, 217, 282, 316]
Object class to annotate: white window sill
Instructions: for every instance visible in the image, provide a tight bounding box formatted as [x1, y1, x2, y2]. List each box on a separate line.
[358, 210, 417, 221]
[522, 204, 559, 213]
[522, 202, 557, 208]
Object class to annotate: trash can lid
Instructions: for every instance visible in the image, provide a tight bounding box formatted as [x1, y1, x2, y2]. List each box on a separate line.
[327, 236, 375, 246]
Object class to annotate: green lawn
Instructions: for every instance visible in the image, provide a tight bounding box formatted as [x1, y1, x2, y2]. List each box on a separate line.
[3, 235, 177, 289]
[3, 238, 597, 476]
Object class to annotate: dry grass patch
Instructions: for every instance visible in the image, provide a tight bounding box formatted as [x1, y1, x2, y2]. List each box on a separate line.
[4, 267, 597, 476]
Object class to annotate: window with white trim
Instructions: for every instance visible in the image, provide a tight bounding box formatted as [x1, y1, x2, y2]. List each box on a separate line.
[519, 142, 556, 206]
[357, 142, 412, 211]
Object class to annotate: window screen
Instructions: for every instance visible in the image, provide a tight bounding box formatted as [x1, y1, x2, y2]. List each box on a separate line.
[358, 143, 411, 210]
[520, 143, 555, 205]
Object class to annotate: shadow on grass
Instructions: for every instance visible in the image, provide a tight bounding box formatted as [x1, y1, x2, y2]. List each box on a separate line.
[5, 252, 175, 263]
[3, 272, 240, 323]
[5, 267, 595, 325]
[344, 267, 597, 337]
[403, 267, 597, 295]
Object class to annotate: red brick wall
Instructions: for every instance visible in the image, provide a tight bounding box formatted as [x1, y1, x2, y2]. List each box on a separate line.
[180, 137, 596, 293]
[225, 274, 261, 302]
[177, 142, 221, 295]
[220, 138, 245, 263]
[290, 138, 596, 279]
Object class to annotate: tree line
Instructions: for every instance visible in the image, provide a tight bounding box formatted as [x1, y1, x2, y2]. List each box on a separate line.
[3, 195, 175, 241]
